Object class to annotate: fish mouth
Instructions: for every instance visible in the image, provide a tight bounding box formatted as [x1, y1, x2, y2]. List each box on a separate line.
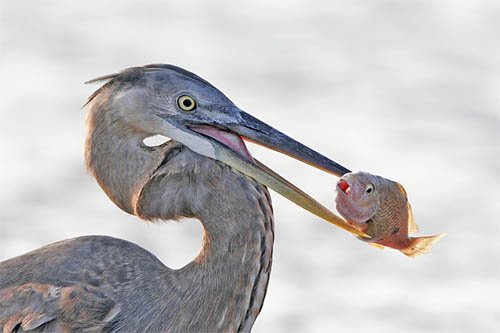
[337, 179, 351, 195]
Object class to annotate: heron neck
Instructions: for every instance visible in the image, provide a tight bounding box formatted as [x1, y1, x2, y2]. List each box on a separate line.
[136, 146, 274, 332]
[85, 105, 169, 215]
[179, 172, 274, 332]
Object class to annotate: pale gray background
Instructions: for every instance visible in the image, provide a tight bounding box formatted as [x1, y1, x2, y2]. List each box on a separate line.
[0, 1, 499, 332]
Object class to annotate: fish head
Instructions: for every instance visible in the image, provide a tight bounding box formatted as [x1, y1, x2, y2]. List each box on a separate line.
[335, 171, 383, 223]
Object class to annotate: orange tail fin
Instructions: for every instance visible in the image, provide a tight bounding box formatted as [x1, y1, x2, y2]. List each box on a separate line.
[401, 234, 446, 258]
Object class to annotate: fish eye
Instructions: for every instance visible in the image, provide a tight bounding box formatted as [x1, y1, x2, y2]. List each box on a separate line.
[177, 95, 197, 112]
[365, 183, 375, 194]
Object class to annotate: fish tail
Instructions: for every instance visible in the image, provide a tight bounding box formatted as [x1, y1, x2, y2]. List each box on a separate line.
[401, 234, 446, 258]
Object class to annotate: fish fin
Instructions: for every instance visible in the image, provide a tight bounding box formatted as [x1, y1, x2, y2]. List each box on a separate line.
[395, 182, 419, 234]
[401, 234, 446, 258]
[355, 236, 385, 250]
[368, 242, 385, 250]
[407, 203, 419, 234]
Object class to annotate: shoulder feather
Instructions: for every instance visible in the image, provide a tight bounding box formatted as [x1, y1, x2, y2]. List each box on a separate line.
[0, 283, 119, 332]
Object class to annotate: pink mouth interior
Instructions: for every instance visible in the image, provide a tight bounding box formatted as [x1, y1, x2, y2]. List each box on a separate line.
[189, 125, 255, 163]
[337, 179, 351, 195]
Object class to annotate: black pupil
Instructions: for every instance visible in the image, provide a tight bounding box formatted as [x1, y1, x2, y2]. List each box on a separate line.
[367, 187, 372, 193]
[183, 99, 192, 108]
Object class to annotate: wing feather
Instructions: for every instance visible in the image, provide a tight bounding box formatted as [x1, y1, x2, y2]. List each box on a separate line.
[0, 283, 119, 333]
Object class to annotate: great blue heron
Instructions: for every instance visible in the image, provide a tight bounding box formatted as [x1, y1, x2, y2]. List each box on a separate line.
[0, 64, 364, 332]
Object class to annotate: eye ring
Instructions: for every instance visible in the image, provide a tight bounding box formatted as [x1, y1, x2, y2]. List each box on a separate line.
[177, 95, 197, 112]
[365, 183, 375, 194]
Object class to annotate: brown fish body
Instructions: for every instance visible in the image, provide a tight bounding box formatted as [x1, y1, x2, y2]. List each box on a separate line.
[363, 178, 412, 249]
[335, 172, 444, 257]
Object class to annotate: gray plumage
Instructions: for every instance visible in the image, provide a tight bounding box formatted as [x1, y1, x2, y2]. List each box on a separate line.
[0, 64, 351, 332]
[0, 143, 273, 332]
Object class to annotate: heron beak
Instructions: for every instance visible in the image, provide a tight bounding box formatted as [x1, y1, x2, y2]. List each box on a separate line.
[186, 109, 368, 238]
[228, 110, 351, 177]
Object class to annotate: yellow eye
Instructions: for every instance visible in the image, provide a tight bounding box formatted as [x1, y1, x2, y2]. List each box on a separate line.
[177, 95, 197, 112]
[365, 183, 375, 194]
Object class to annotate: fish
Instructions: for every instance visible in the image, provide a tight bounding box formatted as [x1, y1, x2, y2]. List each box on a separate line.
[335, 171, 445, 258]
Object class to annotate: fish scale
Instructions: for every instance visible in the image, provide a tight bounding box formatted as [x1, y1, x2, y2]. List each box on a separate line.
[367, 180, 408, 240]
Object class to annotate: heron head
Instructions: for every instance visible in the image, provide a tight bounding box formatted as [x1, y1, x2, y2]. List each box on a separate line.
[85, 64, 367, 237]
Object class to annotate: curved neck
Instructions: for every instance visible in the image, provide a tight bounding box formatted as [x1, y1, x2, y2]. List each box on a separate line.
[184, 183, 274, 332]
[86, 96, 275, 331]
[137, 144, 274, 332]
[85, 101, 168, 214]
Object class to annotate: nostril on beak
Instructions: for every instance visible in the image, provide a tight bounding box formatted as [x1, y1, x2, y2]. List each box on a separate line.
[337, 179, 351, 195]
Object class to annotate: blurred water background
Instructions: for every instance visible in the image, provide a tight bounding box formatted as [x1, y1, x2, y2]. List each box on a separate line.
[0, 1, 499, 331]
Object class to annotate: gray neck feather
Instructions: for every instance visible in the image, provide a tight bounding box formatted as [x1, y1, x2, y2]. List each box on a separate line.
[85, 93, 169, 214]
[137, 143, 274, 332]
[85, 100, 274, 331]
